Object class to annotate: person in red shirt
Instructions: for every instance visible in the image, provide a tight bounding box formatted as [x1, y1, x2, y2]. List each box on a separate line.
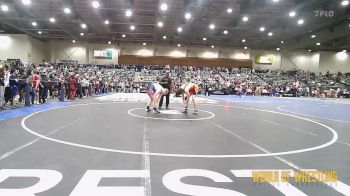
[33, 71, 40, 104]
[69, 74, 77, 100]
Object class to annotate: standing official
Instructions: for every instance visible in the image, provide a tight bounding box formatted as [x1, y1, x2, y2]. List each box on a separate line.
[159, 71, 172, 110]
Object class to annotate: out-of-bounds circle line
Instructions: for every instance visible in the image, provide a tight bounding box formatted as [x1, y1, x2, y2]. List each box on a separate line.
[128, 108, 215, 121]
[21, 102, 338, 158]
[277, 106, 350, 124]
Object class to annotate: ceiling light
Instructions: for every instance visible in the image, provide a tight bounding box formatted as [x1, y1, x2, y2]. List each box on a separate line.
[143, 42, 147, 46]
[308, 50, 312, 52]
[92, 1, 100, 8]
[268, 32, 273, 36]
[311, 35, 316, 38]
[276, 48, 280, 51]
[209, 24, 215, 29]
[244, 46, 248, 50]
[31, 22, 37, 27]
[157, 21, 164, 27]
[108, 41, 111, 44]
[227, 8, 232, 13]
[281, 41, 284, 44]
[343, 50, 347, 53]
[223, 30, 228, 34]
[273, 0, 280, 2]
[49, 17, 56, 23]
[177, 44, 181, 47]
[289, 11, 296, 17]
[185, 13, 191, 20]
[122, 34, 126, 38]
[104, 20, 109, 25]
[177, 27, 183, 32]
[125, 10, 132, 17]
[22, 0, 31, 6]
[297, 19, 304, 25]
[259, 27, 265, 32]
[64, 8, 71, 14]
[80, 33, 84, 36]
[72, 40, 76, 43]
[211, 45, 215, 48]
[203, 37, 207, 41]
[1, 5, 9, 12]
[160, 3, 168, 11]
[81, 24, 87, 29]
[242, 16, 249, 22]
[341, 0, 349, 6]
[38, 31, 42, 34]
[336, 51, 348, 60]
[316, 42, 321, 46]
[130, 25, 135, 31]
[242, 39, 246, 43]
[163, 35, 167, 39]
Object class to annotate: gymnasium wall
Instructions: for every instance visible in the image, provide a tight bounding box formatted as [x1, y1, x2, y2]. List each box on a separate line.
[49, 41, 87, 64]
[251, 50, 321, 73]
[49, 41, 251, 64]
[0, 34, 349, 73]
[28, 36, 50, 64]
[281, 52, 320, 73]
[0, 34, 30, 62]
[319, 51, 350, 73]
[0, 34, 50, 64]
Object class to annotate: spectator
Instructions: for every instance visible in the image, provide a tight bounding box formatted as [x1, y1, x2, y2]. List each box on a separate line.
[39, 70, 48, 104]
[69, 74, 77, 100]
[9, 69, 20, 109]
[0, 67, 4, 109]
[33, 71, 40, 104]
[4, 66, 11, 106]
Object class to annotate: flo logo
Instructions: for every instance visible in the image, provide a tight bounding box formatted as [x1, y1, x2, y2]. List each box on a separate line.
[314, 10, 334, 17]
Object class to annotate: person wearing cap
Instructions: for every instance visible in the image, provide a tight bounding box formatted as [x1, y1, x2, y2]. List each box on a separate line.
[158, 70, 173, 110]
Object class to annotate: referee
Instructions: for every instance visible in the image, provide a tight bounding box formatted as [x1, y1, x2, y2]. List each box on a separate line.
[158, 71, 172, 110]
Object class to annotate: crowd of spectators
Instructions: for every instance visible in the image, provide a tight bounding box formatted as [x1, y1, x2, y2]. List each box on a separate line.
[1, 61, 350, 110]
[253, 69, 350, 98]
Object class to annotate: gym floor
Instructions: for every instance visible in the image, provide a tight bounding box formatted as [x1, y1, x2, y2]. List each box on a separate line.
[0, 94, 349, 196]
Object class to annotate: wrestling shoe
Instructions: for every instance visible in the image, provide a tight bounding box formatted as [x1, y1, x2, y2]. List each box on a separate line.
[193, 110, 198, 115]
[153, 108, 161, 113]
[146, 106, 151, 112]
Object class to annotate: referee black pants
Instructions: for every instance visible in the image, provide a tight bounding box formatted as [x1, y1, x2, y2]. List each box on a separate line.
[4, 87, 11, 103]
[159, 93, 170, 108]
